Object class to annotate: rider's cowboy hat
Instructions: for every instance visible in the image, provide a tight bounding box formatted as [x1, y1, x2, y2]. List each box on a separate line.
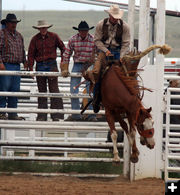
[105, 4, 124, 19]
[73, 21, 94, 31]
[1, 13, 21, 25]
[33, 20, 53, 29]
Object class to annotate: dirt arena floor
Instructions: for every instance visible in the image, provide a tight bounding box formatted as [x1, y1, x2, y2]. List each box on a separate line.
[0, 174, 165, 195]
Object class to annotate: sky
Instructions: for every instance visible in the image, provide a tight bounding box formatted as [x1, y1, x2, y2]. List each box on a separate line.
[2, 0, 180, 12]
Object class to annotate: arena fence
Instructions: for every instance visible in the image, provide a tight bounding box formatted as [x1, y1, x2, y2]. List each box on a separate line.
[0, 70, 130, 178]
[164, 86, 180, 181]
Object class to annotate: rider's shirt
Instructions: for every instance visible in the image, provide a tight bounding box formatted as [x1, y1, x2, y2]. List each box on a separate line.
[94, 18, 130, 57]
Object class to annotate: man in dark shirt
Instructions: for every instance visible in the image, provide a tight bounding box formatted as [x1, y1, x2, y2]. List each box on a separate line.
[28, 20, 65, 121]
[0, 13, 26, 120]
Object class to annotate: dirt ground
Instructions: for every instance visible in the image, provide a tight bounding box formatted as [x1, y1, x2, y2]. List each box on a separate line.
[0, 174, 165, 195]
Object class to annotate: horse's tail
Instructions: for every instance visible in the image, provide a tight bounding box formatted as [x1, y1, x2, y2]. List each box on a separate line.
[121, 44, 171, 62]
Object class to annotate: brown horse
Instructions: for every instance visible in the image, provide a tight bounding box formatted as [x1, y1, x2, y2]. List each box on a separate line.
[101, 65, 155, 163]
[100, 44, 171, 163]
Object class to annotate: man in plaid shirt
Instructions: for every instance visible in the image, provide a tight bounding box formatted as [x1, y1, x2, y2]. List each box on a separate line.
[61, 21, 97, 121]
[28, 20, 65, 121]
[0, 13, 27, 120]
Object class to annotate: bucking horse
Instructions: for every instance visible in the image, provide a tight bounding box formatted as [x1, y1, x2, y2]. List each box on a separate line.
[83, 44, 171, 163]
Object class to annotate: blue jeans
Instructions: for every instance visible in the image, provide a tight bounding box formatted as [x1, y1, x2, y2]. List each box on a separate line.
[70, 63, 95, 120]
[107, 47, 120, 60]
[0, 63, 20, 117]
[93, 48, 120, 97]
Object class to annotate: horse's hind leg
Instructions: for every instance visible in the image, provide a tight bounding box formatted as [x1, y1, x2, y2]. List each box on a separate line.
[106, 109, 120, 162]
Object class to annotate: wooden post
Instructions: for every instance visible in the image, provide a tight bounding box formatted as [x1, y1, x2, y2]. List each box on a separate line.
[126, 0, 136, 180]
[138, 0, 150, 67]
[135, 0, 165, 180]
[128, 0, 135, 50]
[154, 0, 166, 178]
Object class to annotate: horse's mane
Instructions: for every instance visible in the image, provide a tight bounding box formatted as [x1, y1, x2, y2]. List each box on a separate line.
[112, 65, 140, 96]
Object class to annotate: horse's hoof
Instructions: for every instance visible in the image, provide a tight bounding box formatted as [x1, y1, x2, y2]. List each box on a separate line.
[112, 161, 121, 166]
[146, 143, 155, 149]
[112, 157, 121, 166]
[113, 156, 121, 163]
[130, 155, 139, 163]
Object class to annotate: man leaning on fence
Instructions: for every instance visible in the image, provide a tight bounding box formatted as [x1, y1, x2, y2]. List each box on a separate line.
[28, 20, 65, 121]
[61, 21, 97, 121]
[0, 13, 27, 120]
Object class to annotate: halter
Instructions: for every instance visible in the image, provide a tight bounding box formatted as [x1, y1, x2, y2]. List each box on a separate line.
[138, 128, 154, 138]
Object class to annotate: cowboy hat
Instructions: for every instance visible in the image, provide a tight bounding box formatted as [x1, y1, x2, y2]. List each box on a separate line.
[33, 20, 53, 29]
[1, 13, 21, 25]
[73, 21, 94, 31]
[105, 4, 124, 19]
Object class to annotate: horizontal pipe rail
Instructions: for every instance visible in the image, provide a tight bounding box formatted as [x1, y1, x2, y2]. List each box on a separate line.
[168, 132, 180, 137]
[0, 156, 123, 163]
[168, 144, 180, 148]
[0, 108, 105, 115]
[0, 71, 82, 77]
[0, 124, 119, 131]
[168, 155, 180, 160]
[167, 167, 180, 172]
[2, 146, 110, 152]
[0, 172, 121, 178]
[168, 110, 180, 115]
[0, 92, 90, 98]
[0, 120, 110, 126]
[14, 137, 108, 142]
[164, 76, 180, 81]
[0, 141, 123, 148]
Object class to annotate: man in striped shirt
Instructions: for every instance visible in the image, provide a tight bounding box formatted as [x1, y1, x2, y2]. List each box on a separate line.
[61, 21, 96, 121]
[0, 13, 26, 120]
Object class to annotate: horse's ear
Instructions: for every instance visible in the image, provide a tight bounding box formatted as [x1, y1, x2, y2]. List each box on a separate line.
[147, 107, 152, 113]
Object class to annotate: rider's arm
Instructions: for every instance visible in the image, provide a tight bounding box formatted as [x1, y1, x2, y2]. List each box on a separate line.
[120, 21, 130, 57]
[94, 20, 109, 54]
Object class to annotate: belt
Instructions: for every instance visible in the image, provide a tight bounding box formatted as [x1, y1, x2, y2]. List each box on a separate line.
[75, 62, 86, 64]
[108, 46, 121, 50]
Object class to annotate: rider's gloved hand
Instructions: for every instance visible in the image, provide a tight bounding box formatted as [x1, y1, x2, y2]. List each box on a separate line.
[105, 50, 112, 56]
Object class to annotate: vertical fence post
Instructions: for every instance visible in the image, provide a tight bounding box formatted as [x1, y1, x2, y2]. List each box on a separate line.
[155, 0, 166, 178]
[64, 132, 68, 158]
[29, 85, 36, 157]
[138, 0, 150, 68]
[165, 88, 170, 181]
[124, 0, 136, 180]
[128, 0, 135, 50]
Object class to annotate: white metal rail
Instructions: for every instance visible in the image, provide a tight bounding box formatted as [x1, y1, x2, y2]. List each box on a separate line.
[165, 87, 180, 181]
[0, 69, 128, 176]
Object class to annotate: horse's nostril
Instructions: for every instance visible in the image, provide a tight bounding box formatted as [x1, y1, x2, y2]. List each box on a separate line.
[147, 144, 154, 149]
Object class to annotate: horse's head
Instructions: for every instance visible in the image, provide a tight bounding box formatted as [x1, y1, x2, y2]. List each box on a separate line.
[136, 107, 155, 149]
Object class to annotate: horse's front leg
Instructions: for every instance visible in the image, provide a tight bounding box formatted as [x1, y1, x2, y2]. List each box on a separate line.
[105, 109, 120, 162]
[126, 114, 139, 163]
[130, 135, 140, 163]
